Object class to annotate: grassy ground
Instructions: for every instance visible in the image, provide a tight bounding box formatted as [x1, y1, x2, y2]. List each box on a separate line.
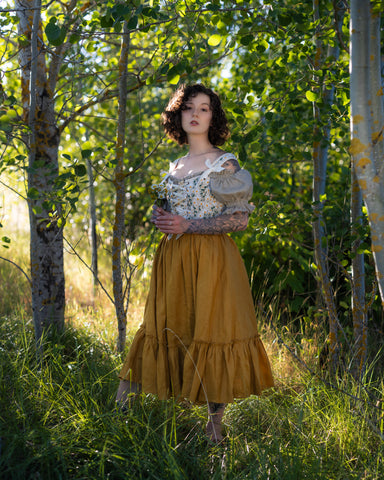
[0, 242, 384, 479]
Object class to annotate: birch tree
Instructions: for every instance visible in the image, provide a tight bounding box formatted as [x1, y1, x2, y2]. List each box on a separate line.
[16, 0, 65, 343]
[349, 0, 384, 374]
[350, 1, 384, 307]
[311, 0, 346, 370]
[112, 20, 130, 353]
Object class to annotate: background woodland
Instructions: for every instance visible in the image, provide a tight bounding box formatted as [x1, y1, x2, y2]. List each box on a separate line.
[1, 1, 384, 478]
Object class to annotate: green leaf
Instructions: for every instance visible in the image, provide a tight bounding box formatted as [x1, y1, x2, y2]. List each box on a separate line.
[100, 15, 114, 28]
[1, 236, 11, 244]
[168, 74, 180, 85]
[74, 164, 87, 176]
[206, 3, 220, 11]
[81, 149, 92, 159]
[167, 65, 181, 84]
[69, 34, 81, 44]
[107, 159, 118, 168]
[32, 206, 42, 215]
[127, 15, 138, 29]
[278, 13, 291, 27]
[113, 22, 122, 33]
[305, 90, 317, 102]
[18, 34, 30, 47]
[27, 187, 40, 199]
[240, 34, 253, 46]
[208, 34, 222, 47]
[45, 22, 66, 46]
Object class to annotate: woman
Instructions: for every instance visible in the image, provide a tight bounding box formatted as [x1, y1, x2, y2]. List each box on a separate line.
[116, 84, 274, 443]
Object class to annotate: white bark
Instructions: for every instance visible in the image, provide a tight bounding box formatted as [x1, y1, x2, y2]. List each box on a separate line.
[369, 13, 384, 179]
[350, 0, 384, 307]
[351, 168, 367, 375]
[112, 20, 130, 352]
[16, 0, 65, 341]
[349, 3, 367, 376]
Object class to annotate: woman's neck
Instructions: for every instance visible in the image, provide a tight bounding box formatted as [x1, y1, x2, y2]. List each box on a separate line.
[186, 137, 216, 157]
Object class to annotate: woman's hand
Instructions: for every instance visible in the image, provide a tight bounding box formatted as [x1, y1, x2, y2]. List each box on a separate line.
[151, 205, 190, 235]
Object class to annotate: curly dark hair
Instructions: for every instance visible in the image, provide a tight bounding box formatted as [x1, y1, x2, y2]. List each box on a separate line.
[161, 84, 230, 146]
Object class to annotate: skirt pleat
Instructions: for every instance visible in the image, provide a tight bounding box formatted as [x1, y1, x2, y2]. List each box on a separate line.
[119, 233, 274, 403]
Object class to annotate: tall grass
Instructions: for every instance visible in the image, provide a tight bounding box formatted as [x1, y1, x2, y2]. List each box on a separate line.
[1, 238, 384, 478]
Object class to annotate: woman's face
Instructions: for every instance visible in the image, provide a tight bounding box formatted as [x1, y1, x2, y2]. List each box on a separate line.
[181, 93, 213, 139]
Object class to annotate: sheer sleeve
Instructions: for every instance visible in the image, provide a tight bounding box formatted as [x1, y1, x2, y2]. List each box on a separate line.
[210, 168, 255, 215]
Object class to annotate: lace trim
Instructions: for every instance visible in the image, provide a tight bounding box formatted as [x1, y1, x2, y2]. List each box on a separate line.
[167, 152, 236, 183]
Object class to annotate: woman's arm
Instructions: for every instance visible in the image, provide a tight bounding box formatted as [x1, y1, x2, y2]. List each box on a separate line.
[185, 212, 248, 234]
[152, 206, 249, 235]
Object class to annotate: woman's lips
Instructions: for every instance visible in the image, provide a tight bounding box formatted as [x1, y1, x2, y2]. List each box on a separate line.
[190, 121, 199, 125]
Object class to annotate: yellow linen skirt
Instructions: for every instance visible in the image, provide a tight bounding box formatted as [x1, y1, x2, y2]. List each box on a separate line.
[119, 233, 274, 404]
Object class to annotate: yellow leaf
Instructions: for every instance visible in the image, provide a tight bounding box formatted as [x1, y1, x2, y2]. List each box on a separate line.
[168, 74, 180, 85]
[208, 34, 222, 47]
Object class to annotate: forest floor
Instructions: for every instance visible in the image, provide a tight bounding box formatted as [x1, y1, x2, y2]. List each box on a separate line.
[0, 235, 384, 479]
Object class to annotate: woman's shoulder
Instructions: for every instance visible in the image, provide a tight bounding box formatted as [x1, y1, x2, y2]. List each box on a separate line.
[214, 150, 236, 161]
[209, 151, 240, 173]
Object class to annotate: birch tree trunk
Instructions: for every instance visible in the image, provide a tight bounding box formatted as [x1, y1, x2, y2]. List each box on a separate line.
[86, 155, 98, 299]
[311, 0, 345, 370]
[351, 166, 367, 377]
[112, 21, 130, 352]
[350, 1, 384, 308]
[350, 3, 370, 378]
[17, 0, 65, 344]
[369, 13, 384, 174]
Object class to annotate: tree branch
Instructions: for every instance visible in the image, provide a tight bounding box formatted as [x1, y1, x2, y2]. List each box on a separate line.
[0, 256, 31, 285]
[63, 236, 114, 305]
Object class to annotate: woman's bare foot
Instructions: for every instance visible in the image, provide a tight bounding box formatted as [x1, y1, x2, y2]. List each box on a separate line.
[206, 402, 226, 443]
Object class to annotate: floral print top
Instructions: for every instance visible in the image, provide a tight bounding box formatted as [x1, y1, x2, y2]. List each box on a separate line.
[153, 152, 255, 220]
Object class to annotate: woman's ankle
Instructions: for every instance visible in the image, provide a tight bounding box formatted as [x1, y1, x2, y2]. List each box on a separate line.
[116, 380, 141, 408]
[206, 402, 226, 443]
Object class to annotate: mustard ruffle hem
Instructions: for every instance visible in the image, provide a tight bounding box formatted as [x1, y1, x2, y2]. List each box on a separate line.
[119, 233, 274, 404]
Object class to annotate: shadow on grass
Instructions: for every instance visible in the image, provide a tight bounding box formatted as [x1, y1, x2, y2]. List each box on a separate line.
[1, 315, 384, 480]
[0, 316, 228, 479]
